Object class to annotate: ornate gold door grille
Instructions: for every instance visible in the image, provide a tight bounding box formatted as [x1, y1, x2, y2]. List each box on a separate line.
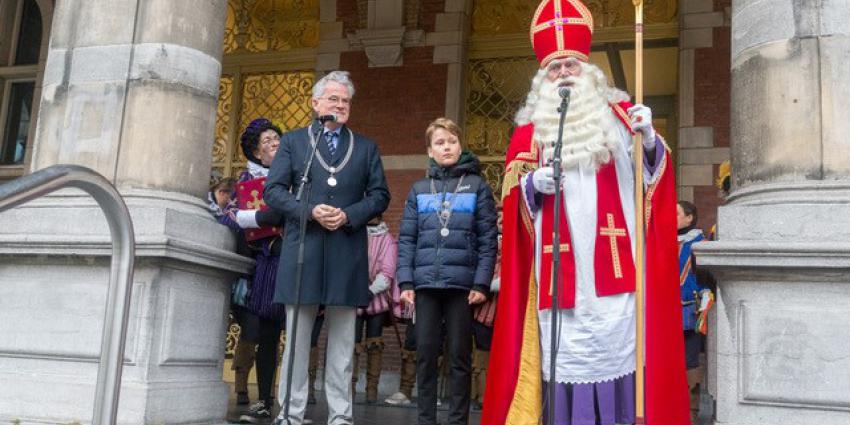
[464, 56, 538, 199]
[212, 71, 315, 181]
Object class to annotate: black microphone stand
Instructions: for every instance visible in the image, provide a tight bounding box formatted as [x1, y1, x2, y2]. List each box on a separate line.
[547, 88, 570, 425]
[279, 119, 325, 425]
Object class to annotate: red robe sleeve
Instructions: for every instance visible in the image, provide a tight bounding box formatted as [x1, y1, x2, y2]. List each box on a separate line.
[482, 124, 544, 425]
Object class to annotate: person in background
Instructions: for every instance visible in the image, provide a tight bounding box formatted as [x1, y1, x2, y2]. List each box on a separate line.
[397, 117, 498, 425]
[209, 178, 257, 406]
[352, 215, 398, 403]
[383, 299, 416, 406]
[677, 200, 713, 425]
[219, 118, 287, 419]
[209, 178, 236, 214]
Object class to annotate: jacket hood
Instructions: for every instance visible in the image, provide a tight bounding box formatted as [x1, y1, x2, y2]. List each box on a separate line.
[427, 151, 481, 178]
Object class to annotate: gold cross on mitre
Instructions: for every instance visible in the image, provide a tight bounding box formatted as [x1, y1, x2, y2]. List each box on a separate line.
[599, 213, 627, 278]
[543, 241, 570, 295]
[529, 0, 595, 64]
[246, 189, 266, 210]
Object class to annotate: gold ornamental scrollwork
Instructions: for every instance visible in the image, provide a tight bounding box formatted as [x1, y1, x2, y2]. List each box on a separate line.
[225, 315, 240, 358]
[213, 76, 233, 165]
[464, 56, 539, 199]
[464, 56, 538, 157]
[212, 71, 315, 178]
[232, 71, 315, 175]
[224, 0, 320, 53]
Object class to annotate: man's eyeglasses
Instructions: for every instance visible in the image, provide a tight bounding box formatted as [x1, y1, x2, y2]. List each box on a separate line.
[321, 95, 351, 106]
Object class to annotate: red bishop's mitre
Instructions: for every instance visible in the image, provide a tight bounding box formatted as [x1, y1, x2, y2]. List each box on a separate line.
[530, 0, 594, 68]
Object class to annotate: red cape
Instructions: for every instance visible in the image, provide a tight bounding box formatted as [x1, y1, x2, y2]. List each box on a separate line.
[482, 102, 690, 425]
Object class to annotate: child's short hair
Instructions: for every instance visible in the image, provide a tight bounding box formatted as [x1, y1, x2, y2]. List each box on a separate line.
[677, 200, 698, 227]
[210, 177, 236, 193]
[425, 117, 462, 147]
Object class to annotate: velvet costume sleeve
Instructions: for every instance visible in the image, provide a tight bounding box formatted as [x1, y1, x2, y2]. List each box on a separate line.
[255, 209, 284, 228]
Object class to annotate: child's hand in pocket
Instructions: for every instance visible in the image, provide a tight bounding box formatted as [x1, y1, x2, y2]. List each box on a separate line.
[468, 290, 486, 305]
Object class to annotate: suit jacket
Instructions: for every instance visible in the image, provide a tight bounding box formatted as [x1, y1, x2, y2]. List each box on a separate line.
[264, 123, 391, 306]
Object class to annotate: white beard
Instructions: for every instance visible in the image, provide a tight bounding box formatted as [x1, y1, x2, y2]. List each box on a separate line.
[530, 72, 624, 170]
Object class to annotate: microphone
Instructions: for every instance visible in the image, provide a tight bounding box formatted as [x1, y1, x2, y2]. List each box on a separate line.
[317, 114, 337, 124]
[558, 86, 571, 99]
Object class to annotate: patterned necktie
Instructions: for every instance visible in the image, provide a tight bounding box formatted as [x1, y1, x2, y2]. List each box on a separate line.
[325, 131, 337, 156]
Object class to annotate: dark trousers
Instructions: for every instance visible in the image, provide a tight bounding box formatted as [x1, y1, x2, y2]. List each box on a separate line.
[403, 319, 417, 351]
[684, 330, 702, 369]
[255, 317, 283, 405]
[415, 289, 473, 425]
[355, 312, 386, 343]
[471, 321, 492, 351]
[311, 310, 325, 347]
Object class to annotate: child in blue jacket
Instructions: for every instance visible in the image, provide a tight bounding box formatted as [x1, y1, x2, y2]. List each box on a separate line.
[397, 117, 498, 425]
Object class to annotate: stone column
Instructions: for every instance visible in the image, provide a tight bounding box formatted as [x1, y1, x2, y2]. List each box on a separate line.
[695, 1, 850, 424]
[0, 1, 252, 424]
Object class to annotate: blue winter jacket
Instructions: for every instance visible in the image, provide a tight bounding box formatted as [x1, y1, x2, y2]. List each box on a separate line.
[396, 152, 498, 294]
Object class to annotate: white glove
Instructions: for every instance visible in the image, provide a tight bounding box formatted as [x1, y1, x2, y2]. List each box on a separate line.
[369, 274, 391, 295]
[235, 210, 259, 229]
[627, 104, 656, 148]
[490, 276, 501, 293]
[698, 290, 712, 312]
[531, 167, 557, 195]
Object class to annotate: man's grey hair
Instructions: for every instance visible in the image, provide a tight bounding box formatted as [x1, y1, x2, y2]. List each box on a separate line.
[312, 70, 356, 100]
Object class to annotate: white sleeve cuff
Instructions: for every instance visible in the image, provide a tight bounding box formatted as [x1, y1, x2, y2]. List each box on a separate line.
[236, 210, 260, 229]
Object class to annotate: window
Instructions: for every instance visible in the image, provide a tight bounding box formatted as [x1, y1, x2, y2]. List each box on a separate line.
[0, 0, 44, 169]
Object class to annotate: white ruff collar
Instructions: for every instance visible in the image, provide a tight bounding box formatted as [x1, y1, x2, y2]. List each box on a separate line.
[678, 228, 704, 243]
[248, 161, 269, 178]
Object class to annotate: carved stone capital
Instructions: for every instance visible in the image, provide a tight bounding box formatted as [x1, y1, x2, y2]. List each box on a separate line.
[347, 27, 407, 67]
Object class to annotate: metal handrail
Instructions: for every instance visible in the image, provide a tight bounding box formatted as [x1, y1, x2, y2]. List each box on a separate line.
[0, 164, 135, 425]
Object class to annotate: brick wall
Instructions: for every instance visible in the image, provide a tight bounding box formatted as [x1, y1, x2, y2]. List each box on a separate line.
[341, 48, 448, 156]
[678, 0, 732, 236]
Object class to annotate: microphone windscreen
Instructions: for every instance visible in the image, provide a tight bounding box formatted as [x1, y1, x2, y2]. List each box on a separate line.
[318, 114, 337, 123]
[558, 87, 571, 99]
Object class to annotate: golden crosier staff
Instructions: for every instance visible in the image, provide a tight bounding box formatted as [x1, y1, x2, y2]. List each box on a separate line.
[632, 0, 646, 424]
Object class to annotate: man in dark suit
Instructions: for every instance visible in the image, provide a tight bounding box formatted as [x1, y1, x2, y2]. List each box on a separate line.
[264, 70, 390, 425]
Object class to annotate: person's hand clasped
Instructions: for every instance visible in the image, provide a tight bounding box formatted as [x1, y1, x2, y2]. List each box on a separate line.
[468, 290, 487, 305]
[312, 204, 347, 231]
[400, 289, 415, 305]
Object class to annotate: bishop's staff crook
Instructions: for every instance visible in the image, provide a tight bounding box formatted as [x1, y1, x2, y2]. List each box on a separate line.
[632, 0, 647, 424]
